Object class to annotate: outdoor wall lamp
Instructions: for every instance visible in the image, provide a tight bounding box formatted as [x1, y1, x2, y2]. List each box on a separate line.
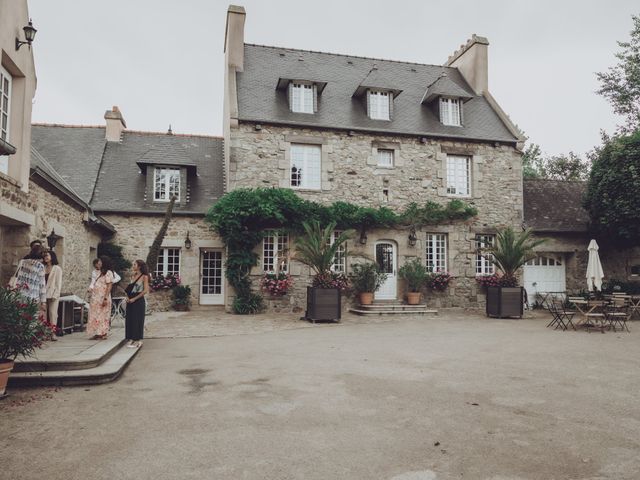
[15, 19, 37, 51]
[184, 231, 192, 250]
[408, 227, 417, 247]
[46, 229, 59, 250]
[359, 230, 368, 245]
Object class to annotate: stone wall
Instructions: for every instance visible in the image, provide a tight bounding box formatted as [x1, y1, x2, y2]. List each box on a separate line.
[1, 176, 103, 297]
[101, 213, 224, 311]
[230, 122, 524, 310]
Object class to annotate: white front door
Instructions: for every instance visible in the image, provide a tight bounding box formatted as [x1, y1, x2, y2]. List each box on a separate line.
[375, 241, 397, 300]
[199, 249, 224, 305]
[523, 255, 566, 300]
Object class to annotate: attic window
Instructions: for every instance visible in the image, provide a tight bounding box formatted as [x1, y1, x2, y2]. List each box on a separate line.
[289, 82, 316, 114]
[154, 167, 180, 202]
[368, 90, 391, 120]
[440, 97, 461, 126]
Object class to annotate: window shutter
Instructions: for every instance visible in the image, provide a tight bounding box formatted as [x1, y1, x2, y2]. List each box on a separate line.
[388, 93, 393, 120]
[288, 82, 294, 111]
[313, 84, 318, 112]
[366, 90, 372, 118]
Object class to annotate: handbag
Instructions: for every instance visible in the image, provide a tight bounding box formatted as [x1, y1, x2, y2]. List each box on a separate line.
[8, 260, 23, 289]
[124, 275, 143, 299]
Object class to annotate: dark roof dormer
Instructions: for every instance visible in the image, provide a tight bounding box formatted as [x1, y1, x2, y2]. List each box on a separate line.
[352, 65, 402, 121]
[422, 73, 474, 127]
[276, 77, 327, 114]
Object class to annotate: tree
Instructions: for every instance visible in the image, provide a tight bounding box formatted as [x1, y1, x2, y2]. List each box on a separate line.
[522, 143, 543, 179]
[146, 196, 177, 275]
[596, 15, 640, 132]
[584, 130, 640, 247]
[521, 142, 590, 180]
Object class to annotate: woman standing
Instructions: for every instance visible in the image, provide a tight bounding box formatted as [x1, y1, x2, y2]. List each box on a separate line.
[12, 244, 47, 310]
[43, 250, 62, 341]
[87, 256, 113, 339]
[125, 260, 150, 348]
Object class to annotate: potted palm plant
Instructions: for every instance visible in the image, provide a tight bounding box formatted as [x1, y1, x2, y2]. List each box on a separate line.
[350, 262, 387, 305]
[294, 221, 354, 321]
[0, 285, 54, 396]
[398, 258, 428, 305]
[484, 226, 546, 318]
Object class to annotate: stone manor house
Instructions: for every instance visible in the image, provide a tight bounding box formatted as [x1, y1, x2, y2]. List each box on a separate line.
[2, 2, 638, 313]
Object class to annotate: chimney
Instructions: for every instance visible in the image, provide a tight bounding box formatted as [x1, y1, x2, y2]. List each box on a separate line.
[104, 106, 126, 142]
[445, 34, 489, 95]
[224, 5, 246, 72]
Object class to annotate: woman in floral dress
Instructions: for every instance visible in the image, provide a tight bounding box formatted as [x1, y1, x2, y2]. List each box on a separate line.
[87, 256, 113, 339]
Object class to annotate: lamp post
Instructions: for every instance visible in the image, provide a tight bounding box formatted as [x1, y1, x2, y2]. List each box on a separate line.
[184, 232, 192, 250]
[408, 227, 417, 247]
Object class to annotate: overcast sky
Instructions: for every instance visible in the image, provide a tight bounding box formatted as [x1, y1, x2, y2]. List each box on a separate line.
[28, 0, 637, 157]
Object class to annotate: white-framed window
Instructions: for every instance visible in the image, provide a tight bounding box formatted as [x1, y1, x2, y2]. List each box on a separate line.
[328, 230, 347, 273]
[446, 155, 471, 196]
[290, 83, 314, 113]
[154, 167, 181, 202]
[263, 231, 289, 273]
[425, 233, 447, 272]
[376, 149, 394, 168]
[156, 248, 181, 276]
[475, 234, 495, 275]
[0, 65, 12, 175]
[368, 90, 390, 120]
[290, 144, 321, 190]
[440, 97, 461, 126]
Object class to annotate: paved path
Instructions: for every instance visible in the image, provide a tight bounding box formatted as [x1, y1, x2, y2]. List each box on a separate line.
[1, 311, 639, 480]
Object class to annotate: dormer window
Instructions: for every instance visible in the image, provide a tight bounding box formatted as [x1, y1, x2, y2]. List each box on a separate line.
[289, 82, 315, 114]
[368, 90, 391, 120]
[154, 167, 181, 202]
[440, 97, 461, 126]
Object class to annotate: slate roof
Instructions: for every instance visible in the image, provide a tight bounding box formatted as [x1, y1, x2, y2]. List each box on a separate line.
[31, 125, 224, 215]
[236, 44, 519, 144]
[422, 74, 474, 104]
[30, 146, 89, 209]
[523, 179, 589, 233]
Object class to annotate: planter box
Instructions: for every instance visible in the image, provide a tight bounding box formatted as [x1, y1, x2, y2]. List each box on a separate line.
[305, 287, 341, 322]
[486, 286, 524, 318]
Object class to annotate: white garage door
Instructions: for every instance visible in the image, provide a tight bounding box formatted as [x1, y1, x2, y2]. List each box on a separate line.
[524, 256, 566, 300]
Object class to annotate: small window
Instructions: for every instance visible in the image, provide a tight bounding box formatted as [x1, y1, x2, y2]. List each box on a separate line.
[382, 188, 389, 202]
[154, 167, 181, 202]
[475, 234, 495, 275]
[290, 83, 314, 113]
[377, 149, 394, 168]
[440, 97, 461, 126]
[328, 230, 346, 273]
[0, 66, 12, 175]
[263, 231, 289, 273]
[425, 234, 447, 272]
[290, 144, 321, 190]
[156, 248, 181, 276]
[446, 155, 471, 196]
[368, 90, 390, 120]
[631, 265, 640, 276]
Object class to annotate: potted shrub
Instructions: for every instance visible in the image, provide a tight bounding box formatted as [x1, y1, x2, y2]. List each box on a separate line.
[294, 221, 354, 321]
[398, 258, 428, 305]
[483, 227, 546, 318]
[172, 285, 192, 311]
[350, 262, 387, 305]
[0, 285, 54, 396]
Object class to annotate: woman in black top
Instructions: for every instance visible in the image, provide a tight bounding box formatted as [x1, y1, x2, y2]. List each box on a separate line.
[125, 260, 150, 348]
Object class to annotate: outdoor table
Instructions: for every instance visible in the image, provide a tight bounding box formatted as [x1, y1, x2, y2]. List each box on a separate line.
[568, 299, 607, 329]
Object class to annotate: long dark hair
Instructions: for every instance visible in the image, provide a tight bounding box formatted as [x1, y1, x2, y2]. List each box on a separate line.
[98, 255, 112, 275]
[135, 259, 149, 276]
[44, 250, 59, 266]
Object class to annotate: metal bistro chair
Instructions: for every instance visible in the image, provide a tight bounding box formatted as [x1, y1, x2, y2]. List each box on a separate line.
[605, 297, 631, 333]
[547, 300, 576, 331]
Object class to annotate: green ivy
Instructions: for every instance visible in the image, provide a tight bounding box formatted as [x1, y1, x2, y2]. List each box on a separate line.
[205, 188, 477, 314]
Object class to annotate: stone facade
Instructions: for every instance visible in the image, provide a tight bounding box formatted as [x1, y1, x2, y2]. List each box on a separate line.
[230, 122, 524, 310]
[101, 213, 224, 311]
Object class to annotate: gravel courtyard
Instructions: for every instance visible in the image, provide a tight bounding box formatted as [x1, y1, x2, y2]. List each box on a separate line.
[1, 311, 639, 480]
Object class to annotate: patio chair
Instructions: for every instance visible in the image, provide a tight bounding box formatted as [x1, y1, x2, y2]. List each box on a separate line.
[605, 297, 630, 333]
[547, 301, 575, 331]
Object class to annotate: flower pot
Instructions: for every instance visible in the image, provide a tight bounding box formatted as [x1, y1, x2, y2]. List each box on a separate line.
[359, 292, 374, 305]
[406, 292, 421, 305]
[306, 287, 341, 322]
[0, 359, 15, 396]
[486, 286, 524, 318]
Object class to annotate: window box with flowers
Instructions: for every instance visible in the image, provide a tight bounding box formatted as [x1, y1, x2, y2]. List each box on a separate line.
[426, 271, 453, 291]
[150, 273, 181, 292]
[261, 272, 293, 297]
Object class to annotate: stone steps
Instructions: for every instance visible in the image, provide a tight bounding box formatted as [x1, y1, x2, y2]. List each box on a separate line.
[349, 302, 438, 316]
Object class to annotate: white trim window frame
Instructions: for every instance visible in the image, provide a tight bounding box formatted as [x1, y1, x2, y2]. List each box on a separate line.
[290, 144, 321, 190]
[263, 231, 289, 273]
[446, 155, 471, 197]
[156, 247, 181, 276]
[329, 230, 347, 273]
[368, 90, 390, 120]
[376, 148, 394, 168]
[440, 97, 462, 126]
[475, 234, 495, 276]
[290, 82, 314, 114]
[0, 65, 12, 175]
[154, 167, 181, 202]
[425, 233, 447, 272]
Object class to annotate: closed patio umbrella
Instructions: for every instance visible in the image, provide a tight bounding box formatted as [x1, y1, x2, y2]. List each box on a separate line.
[586, 239, 604, 291]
